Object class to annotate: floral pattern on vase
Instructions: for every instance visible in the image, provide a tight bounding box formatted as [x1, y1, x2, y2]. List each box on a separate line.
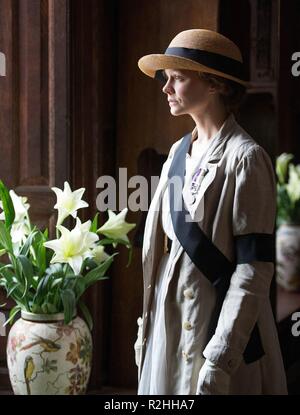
[276, 224, 300, 291]
[7, 313, 92, 395]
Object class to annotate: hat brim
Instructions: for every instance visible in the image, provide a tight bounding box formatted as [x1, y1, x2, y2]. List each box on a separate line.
[138, 54, 250, 88]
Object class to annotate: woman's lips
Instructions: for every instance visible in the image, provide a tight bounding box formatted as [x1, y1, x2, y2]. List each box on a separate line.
[168, 101, 178, 106]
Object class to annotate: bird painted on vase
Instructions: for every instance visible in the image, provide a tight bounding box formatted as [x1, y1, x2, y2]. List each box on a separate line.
[20, 335, 61, 353]
[24, 355, 35, 395]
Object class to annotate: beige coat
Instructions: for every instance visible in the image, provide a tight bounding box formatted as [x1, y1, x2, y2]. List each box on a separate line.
[135, 114, 288, 394]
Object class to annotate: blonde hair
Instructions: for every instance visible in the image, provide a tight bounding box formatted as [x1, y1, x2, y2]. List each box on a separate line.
[198, 72, 246, 114]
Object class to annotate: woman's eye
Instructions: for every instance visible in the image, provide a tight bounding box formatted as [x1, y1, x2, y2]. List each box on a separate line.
[174, 75, 184, 81]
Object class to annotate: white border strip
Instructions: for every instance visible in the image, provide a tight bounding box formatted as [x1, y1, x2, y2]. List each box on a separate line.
[0, 52, 6, 76]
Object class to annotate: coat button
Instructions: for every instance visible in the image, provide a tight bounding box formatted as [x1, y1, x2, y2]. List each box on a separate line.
[228, 359, 234, 368]
[183, 321, 193, 331]
[147, 284, 152, 289]
[183, 288, 194, 299]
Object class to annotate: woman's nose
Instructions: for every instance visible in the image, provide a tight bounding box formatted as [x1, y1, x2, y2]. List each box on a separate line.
[162, 79, 174, 94]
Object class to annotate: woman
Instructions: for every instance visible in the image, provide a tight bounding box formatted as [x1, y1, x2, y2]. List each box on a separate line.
[134, 29, 287, 395]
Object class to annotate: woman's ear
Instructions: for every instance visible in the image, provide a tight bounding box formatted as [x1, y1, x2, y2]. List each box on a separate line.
[208, 83, 218, 94]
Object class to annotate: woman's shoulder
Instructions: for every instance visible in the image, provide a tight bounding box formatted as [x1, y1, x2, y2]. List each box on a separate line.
[227, 122, 272, 165]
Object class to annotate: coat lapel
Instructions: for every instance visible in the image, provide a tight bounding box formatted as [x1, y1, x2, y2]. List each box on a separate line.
[141, 156, 172, 312]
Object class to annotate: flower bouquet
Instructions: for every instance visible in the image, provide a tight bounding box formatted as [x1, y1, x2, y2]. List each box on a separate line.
[0, 180, 136, 395]
[0, 180, 136, 329]
[276, 153, 300, 226]
[276, 153, 300, 291]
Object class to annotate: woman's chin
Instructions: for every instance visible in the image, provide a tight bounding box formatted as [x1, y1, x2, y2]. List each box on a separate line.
[170, 107, 184, 116]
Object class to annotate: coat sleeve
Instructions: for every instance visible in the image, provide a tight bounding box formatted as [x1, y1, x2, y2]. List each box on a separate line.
[202, 144, 276, 375]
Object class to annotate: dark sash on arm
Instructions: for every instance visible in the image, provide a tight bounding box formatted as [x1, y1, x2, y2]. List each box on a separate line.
[167, 133, 274, 364]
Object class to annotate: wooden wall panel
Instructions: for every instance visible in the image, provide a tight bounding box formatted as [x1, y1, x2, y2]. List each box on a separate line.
[69, 0, 118, 390]
[0, 0, 18, 189]
[19, 0, 43, 185]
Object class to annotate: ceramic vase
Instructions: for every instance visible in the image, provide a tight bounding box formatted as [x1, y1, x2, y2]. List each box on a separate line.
[6, 311, 92, 395]
[276, 224, 300, 291]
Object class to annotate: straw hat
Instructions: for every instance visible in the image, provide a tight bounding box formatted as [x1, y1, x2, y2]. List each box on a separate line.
[138, 29, 248, 87]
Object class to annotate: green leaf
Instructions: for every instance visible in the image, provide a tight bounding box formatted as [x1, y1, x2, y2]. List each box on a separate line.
[7, 283, 20, 298]
[74, 276, 86, 300]
[84, 253, 116, 289]
[51, 277, 63, 289]
[0, 221, 13, 253]
[97, 237, 117, 245]
[0, 180, 15, 228]
[33, 273, 53, 305]
[17, 255, 34, 298]
[0, 264, 28, 305]
[3, 305, 21, 326]
[31, 230, 47, 276]
[126, 244, 133, 268]
[45, 303, 58, 314]
[60, 288, 76, 325]
[19, 228, 38, 257]
[90, 213, 99, 233]
[78, 299, 93, 331]
[98, 236, 132, 248]
[30, 304, 43, 313]
[45, 263, 64, 278]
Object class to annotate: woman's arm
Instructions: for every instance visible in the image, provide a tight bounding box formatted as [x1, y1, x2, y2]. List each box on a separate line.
[198, 145, 276, 391]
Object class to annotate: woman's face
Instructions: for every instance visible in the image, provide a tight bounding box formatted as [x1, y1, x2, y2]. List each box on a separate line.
[162, 69, 213, 116]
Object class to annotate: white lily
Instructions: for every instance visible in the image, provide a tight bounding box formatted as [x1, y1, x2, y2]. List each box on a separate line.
[0, 190, 30, 222]
[51, 181, 89, 226]
[44, 218, 99, 274]
[286, 164, 300, 203]
[91, 245, 110, 265]
[10, 222, 30, 244]
[0, 190, 31, 253]
[276, 153, 294, 184]
[97, 208, 136, 247]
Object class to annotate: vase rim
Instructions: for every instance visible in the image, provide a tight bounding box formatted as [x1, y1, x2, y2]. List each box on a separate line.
[21, 310, 67, 322]
[279, 223, 300, 227]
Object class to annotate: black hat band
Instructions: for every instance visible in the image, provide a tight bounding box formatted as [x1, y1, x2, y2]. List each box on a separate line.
[155, 46, 245, 82]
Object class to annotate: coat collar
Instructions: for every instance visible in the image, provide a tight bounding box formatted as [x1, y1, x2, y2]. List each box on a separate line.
[197, 113, 236, 165]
